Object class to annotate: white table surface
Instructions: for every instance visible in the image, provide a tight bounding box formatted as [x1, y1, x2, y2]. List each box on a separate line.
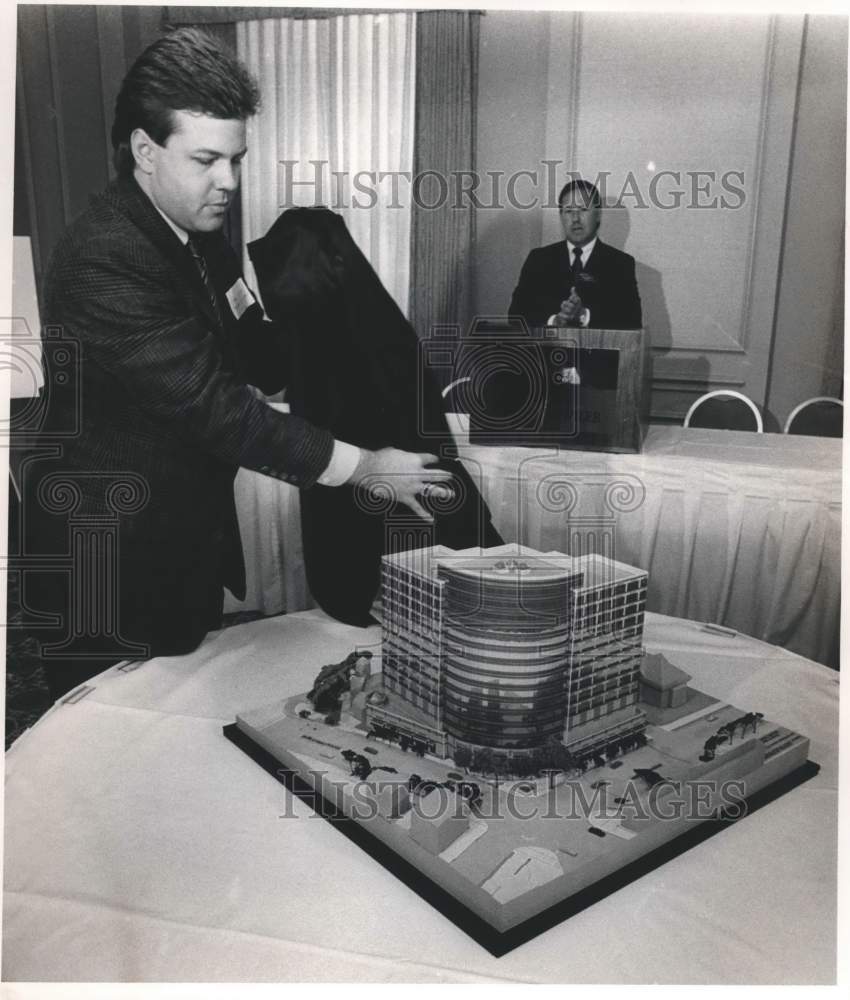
[2, 609, 839, 983]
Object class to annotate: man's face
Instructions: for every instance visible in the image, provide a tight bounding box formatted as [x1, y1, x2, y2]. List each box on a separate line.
[138, 109, 247, 233]
[559, 192, 601, 247]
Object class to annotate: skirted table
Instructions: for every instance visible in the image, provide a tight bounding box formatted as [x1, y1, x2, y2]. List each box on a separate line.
[227, 422, 840, 667]
[2, 608, 838, 983]
[448, 421, 841, 668]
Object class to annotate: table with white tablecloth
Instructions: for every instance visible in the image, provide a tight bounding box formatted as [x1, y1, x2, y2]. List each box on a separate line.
[2, 609, 838, 983]
[226, 422, 840, 666]
[448, 421, 841, 668]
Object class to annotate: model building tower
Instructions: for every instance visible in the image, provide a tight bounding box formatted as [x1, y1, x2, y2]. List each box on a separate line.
[560, 553, 648, 756]
[370, 543, 648, 764]
[438, 554, 583, 748]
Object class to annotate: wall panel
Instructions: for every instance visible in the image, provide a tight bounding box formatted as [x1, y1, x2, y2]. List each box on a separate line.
[767, 15, 847, 422]
[569, 13, 803, 419]
[474, 11, 836, 426]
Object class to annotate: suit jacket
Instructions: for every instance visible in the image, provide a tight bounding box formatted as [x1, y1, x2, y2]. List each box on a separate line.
[248, 207, 503, 626]
[508, 238, 642, 330]
[28, 174, 334, 657]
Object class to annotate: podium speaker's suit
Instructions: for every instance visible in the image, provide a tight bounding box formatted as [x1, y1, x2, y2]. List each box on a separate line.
[508, 239, 643, 330]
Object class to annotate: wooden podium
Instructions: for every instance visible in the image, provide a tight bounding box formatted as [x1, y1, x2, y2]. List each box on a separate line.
[464, 325, 650, 453]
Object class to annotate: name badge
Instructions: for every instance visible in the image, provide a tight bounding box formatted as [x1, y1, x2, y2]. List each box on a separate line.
[225, 278, 256, 320]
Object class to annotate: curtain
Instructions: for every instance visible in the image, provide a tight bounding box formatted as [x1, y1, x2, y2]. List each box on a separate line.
[165, 8, 386, 25]
[409, 10, 480, 341]
[224, 401, 314, 616]
[236, 13, 416, 311]
[224, 12, 416, 615]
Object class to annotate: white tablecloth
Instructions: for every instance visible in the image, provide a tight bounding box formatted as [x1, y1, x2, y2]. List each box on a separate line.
[449, 421, 842, 668]
[2, 610, 839, 983]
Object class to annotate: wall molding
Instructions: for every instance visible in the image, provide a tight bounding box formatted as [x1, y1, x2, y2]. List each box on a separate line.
[735, 16, 776, 357]
[14, 56, 40, 280]
[45, 8, 72, 229]
[736, 14, 805, 403]
[646, 15, 805, 420]
[567, 12, 582, 176]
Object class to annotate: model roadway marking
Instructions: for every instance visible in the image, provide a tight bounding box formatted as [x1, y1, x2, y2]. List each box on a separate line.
[660, 701, 728, 732]
[439, 817, 488, 863]
[481, 847, 564, 903]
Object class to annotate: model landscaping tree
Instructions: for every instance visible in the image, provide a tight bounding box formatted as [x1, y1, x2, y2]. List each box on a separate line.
[523, 748, 545, 776]
[474, 746, 495, 778]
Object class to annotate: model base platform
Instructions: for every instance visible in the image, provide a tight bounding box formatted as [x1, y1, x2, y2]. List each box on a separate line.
[227, 676, 813, 952]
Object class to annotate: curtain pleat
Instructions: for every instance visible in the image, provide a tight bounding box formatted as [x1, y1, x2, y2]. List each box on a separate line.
[409, 10, 480, 340]
[165, 8, 386, 26]
[237, 12, 415, 312]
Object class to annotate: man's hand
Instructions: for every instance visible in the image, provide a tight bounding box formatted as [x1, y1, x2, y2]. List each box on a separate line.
[349, 448, 454, 522]
[555, 287, 585, 326]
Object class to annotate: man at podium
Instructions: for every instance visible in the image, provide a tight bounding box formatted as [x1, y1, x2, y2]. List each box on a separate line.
[508, 178, 643, 330]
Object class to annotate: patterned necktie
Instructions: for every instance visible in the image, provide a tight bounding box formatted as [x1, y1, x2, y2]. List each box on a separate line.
[187, 237, 223, 328]
[571, 245, 583, 287]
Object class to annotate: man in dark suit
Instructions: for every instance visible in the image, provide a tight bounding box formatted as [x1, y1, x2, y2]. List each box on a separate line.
[508, 179, 642, 330]
[27, 28, 451, 698]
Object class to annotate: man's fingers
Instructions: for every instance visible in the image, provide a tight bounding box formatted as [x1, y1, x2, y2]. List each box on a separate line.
[424, 484, 454, 501]
[421, 469, 453, 483]
[406, 497, 434, 522]
[418, 453, 452, 469]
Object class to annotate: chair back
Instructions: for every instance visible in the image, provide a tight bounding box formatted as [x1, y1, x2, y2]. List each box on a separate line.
[783, 397, 843, 437]
[684, 390, 763, 432]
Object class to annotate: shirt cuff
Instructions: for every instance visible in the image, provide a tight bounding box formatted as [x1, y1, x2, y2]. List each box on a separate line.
[318, 439, 362, 486]
[548, 311, 589, 327]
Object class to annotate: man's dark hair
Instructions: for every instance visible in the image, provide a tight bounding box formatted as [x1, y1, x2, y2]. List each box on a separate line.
[558, 179, 602, 209]
[111, 27, 260, 176]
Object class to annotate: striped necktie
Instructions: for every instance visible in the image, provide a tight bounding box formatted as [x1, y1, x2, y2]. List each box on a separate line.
[571, 245, 583, 286]
[187, 237, 223, 327]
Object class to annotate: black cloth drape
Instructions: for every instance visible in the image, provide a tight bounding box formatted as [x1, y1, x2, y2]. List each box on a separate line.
[248, 207, 502, 625]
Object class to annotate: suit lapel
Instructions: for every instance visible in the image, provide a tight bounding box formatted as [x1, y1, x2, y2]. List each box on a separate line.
[110, 176, 227, 337]
[548, 242, 572, 299]
[576, 239, 605, 302]
[582, 239, 608, 278]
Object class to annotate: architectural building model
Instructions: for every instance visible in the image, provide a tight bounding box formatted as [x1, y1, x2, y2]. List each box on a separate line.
[229, 543, 812, 947]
